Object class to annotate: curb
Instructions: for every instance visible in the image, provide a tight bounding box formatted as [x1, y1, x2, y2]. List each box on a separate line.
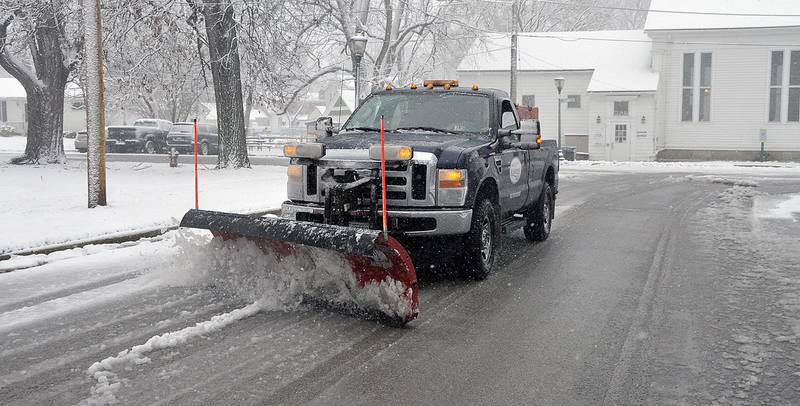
[0, 208, 282, 271]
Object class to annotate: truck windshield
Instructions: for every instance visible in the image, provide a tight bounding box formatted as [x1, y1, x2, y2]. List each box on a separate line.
[342, 92, 491, 136]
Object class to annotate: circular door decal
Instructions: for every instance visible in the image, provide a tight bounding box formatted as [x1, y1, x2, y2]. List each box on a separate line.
[509, 157, 522, 184]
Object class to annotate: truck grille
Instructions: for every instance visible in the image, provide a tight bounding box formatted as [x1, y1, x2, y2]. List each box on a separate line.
[301, 153, 437, 208]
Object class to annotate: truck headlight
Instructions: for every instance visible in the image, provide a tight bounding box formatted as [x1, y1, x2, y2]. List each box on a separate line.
[287, 165, 304, 199]
[284, 143, 325, 159]
[369, 145, 413, 161]
[437, 169, 467, 206]
[438, 169, 466, 188]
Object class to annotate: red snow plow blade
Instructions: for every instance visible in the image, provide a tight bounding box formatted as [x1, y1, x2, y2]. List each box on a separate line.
[180, 209, 419, 324]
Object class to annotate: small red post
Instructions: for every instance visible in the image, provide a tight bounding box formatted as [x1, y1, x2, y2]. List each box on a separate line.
[380, 115, 388, 237]
[193, 118, 199, 209]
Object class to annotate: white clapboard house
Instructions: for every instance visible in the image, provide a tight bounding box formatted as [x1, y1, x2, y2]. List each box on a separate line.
[457, 0, 800, 161]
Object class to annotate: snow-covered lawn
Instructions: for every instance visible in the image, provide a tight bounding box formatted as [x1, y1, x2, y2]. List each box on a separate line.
[0, 160, 287, 254]
[0, 135, 77, 153]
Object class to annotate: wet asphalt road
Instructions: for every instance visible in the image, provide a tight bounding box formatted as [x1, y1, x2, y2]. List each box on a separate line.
[1, 169, 799, 405]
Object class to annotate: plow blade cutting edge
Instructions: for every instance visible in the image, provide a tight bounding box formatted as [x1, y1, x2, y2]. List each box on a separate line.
[180, 209, 419, 324]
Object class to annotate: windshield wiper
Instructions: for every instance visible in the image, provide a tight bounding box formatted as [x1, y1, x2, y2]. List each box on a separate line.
[342, 126, 381, 132]
[394, 126, 461, 134]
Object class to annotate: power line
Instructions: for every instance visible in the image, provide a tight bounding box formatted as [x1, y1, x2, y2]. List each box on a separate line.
[452, 0, 800, 18]
[514, 32, 800, 48]
[533, 0, 800, 18]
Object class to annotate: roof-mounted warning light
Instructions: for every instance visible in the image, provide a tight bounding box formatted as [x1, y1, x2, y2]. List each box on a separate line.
[422, 79, 459, 89]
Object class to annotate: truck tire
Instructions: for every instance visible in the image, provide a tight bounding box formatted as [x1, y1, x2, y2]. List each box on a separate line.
[200, 142, 209, 155]
[144, 140, 157, 154]
[524, 183, 553, 242]
[462, 197, 500, 280]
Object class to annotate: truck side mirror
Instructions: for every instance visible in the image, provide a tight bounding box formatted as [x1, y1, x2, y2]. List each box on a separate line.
[509, 128, 541, 150]
[315, 116, 335, 137]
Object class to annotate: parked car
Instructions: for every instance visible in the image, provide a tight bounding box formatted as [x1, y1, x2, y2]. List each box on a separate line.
[166, 122, 219, 155]
[106, 118, 172, 153]
[0, 124, 16, 137]
[63, 130, 77, 139]
[74, 131, 88, 152]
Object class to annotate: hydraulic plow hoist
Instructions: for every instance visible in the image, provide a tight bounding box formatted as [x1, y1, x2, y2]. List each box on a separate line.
[180, 117, 419, 325]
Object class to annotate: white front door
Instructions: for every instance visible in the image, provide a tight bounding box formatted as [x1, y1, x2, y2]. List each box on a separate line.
[609, 123, 631, 161]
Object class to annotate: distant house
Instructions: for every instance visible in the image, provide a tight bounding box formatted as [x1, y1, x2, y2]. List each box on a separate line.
[646, 0, 800, 161]
[0, 72, 128, 134]
[0, 78, 27, 135]
[457, 0, 800, 161]
[458, 30, 658, 161]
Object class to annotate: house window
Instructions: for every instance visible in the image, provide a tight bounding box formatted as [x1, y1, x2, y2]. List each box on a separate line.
[769, 49, 800, 122]
[567, 95, 581, 108]
[613, 101, 629, 116]
[699, 53, 712, 121]
[770, 51, 783, 122]
[614, 124, 627, 143]
[681, 53, 694, 121]
[521, 94, 535, 106]
[790, 50, 800, 122]
[681, 52, 713, 122]
[0, 100, 6, 122]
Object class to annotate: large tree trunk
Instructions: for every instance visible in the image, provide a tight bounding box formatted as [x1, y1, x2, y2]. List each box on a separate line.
[0, 11, 69, 164]
[200, 0, 249, 169]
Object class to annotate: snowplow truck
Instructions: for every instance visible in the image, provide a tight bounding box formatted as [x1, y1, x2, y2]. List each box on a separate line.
[181, 80, 559, 325]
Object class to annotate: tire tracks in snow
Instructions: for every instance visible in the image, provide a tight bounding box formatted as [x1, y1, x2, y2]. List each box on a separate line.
[601, 188, 717, 405]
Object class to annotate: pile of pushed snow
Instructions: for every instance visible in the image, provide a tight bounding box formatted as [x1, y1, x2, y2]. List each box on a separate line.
[177, 231, 413, 318]
[683, 175, 759, 187]
[83, 230, 412, 404]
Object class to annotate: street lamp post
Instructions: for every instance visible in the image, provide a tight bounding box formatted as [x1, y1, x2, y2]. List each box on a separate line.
[349, 34, 368, 108]
[554, 77, 565, 150]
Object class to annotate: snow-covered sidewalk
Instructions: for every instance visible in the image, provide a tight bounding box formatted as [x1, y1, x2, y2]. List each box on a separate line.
[561, 159, 800, 176]
[0, 159, 287, 254]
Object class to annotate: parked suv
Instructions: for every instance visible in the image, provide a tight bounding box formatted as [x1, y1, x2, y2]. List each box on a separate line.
[166, 122, 219, 155]
[106, 119, 172, 153]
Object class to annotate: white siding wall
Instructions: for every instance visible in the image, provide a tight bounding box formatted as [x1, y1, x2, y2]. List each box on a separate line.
[651, 27, 800, 152]
[456, 70, 593, 141]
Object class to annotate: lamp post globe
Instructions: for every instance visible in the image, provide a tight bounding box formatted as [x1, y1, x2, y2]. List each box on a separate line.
[349, 35, 368, 107]
[554, 76, 565, 94]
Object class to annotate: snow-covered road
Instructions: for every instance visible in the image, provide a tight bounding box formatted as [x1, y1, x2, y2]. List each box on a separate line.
[1, 165, 799, 405]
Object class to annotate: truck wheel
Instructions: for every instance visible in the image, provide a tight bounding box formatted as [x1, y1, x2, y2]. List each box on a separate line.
[200, 142, 209, 155]
[524, 183, 554, 242]
[462, 198, 500, 280]
[144, 140, 156, 154]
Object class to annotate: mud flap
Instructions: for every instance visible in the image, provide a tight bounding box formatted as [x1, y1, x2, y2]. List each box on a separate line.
[180, 209, 419, 324]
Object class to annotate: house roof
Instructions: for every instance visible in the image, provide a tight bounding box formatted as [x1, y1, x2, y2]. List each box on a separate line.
[457, 30, 659, 93]
[645, 0, 800, 31]
[0, 78, 26, 98]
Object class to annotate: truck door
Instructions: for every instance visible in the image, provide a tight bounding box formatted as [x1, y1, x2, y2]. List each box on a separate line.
[495, 101, 529, 216]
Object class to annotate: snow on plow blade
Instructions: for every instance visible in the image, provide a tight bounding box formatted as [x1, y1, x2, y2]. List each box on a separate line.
[180, 209, 419, 324]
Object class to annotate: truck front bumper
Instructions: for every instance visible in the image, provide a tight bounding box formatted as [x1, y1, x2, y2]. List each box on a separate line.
[281, 202, 472, 236]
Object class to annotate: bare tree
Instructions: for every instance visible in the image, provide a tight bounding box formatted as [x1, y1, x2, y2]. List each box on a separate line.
[0, 0, 80, 164]
[103, 1, 207, 123]
[190, 0, 249, 168]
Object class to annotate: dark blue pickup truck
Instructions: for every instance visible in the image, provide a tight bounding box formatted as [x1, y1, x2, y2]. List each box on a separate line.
[281, 80, 559, 279]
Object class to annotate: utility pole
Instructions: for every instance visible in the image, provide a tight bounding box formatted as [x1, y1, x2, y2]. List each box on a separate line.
[510, 0, 519, 104]
[82, 0, 107, 207]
